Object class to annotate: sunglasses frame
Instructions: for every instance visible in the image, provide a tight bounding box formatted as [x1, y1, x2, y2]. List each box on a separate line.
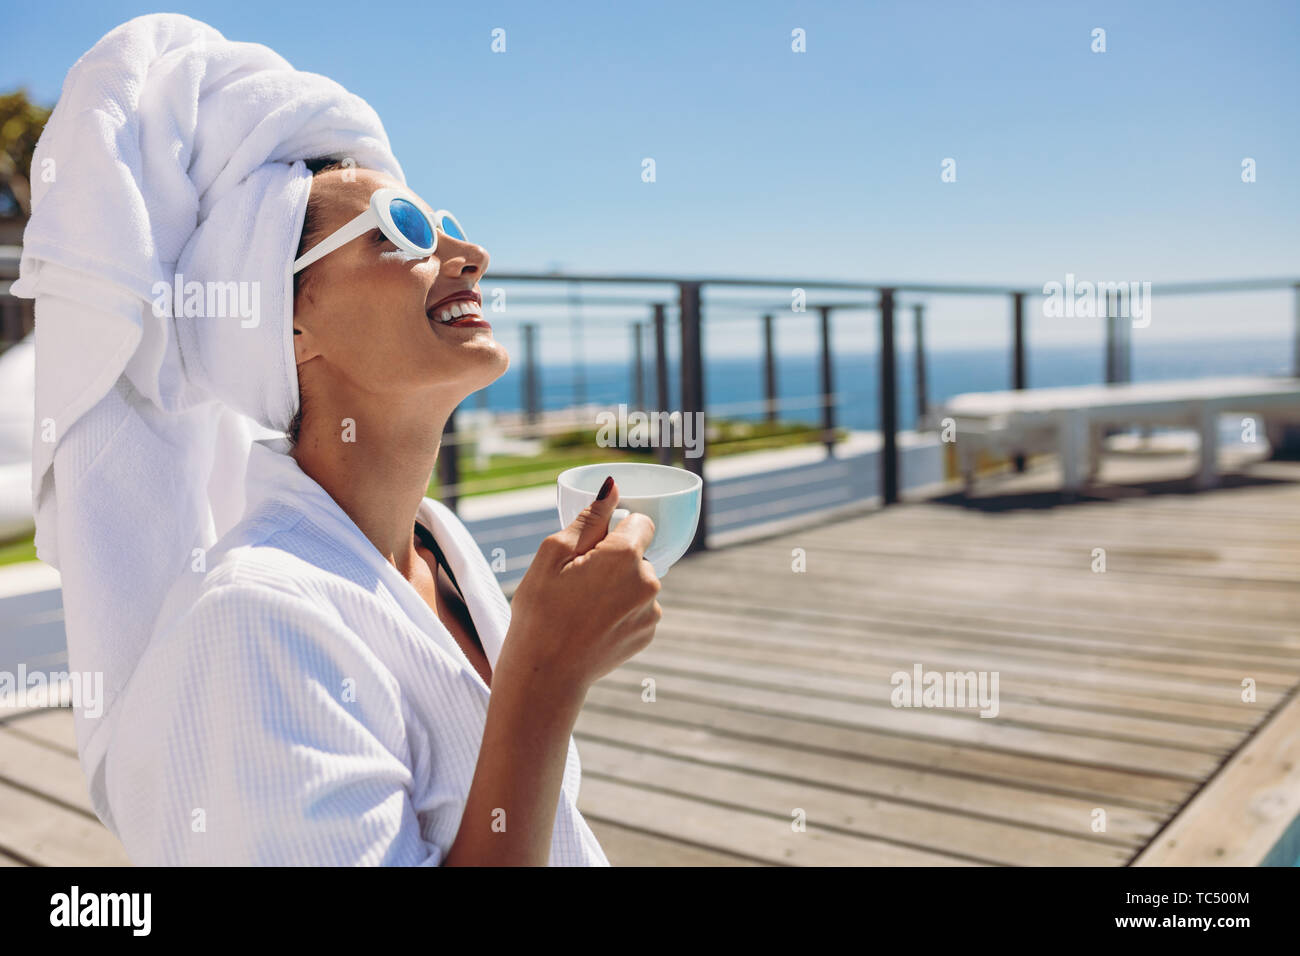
[292, 186, 465, 274]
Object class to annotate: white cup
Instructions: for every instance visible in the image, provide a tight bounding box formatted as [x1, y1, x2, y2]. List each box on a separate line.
[556, 462, 703, 578]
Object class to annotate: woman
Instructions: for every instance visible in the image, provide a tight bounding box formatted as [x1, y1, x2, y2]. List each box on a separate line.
[107, 165, 663, 868]
[15, 15, 661, 866]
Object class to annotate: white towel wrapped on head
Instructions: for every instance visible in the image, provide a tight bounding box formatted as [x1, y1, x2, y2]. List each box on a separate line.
[9, 12, 405, 825]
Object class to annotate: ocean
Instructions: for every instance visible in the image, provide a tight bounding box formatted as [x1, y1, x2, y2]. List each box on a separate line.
[466, 337, 1293, 433]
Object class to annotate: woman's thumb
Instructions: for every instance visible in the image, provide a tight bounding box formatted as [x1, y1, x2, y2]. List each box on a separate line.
[556, 475, 619, 558]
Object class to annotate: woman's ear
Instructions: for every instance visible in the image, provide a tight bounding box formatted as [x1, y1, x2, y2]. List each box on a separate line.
[292, 323, 322, 365]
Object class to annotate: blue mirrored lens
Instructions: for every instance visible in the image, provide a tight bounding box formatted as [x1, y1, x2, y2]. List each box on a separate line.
[437, 214, 466, 241]
[389, 199, 434, 249]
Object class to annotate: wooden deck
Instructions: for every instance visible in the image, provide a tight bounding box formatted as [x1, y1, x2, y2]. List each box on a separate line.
[4, 450, 1300, 866]
[575, 452, 1300, 865]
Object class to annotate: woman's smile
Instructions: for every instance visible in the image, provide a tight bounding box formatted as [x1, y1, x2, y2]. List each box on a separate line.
[427, 288, 488, 328]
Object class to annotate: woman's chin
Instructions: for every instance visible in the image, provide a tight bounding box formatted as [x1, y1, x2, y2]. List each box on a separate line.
[452, 338, 510, 385]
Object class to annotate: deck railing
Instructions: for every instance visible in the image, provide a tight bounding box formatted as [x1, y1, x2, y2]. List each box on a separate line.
[447, 272, 1300, 560]
[3, 246, 1298, 561]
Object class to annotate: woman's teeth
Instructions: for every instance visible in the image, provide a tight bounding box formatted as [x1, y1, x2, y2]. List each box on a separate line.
[433, 301, 482, 324]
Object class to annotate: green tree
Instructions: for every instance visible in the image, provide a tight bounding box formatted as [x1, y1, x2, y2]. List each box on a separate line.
[0, 89, 53, 220]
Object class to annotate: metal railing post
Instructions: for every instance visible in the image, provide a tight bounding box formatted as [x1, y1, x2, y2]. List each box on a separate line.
[1012, 291, 1027, 472]
[1102, 288, 1131, 445]
[818, 305, 836, 455]
[1008, 290, 1029, 473]
[1118, 286, 1131, 383]
[913, 303, 928, 425]
[438, 407, 460, 514]
[1012, 292, 1027, 390]
[1294, 283, 1300, 378]
[1104, 287, 1119, 384]
[880, 288, 899, 505]
[763, 313, 778, 424]
[679, 281, 707, 553]
[653, 303, 672, 466]
[631, 321, 645, 409]
[521, 322, 540, 429]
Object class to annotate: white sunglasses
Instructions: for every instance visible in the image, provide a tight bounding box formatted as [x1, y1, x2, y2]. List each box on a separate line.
[292, 186, 466, 274]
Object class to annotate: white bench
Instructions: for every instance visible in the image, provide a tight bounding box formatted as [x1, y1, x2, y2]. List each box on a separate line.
[932, 376, 1300, 492]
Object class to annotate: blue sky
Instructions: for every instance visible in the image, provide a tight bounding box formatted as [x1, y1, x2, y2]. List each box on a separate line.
[5, 0, 1298, 356]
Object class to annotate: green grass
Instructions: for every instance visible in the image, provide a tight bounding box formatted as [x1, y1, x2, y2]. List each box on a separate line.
[428, 444, 657, 497]
[0, 419, 846, 566]
[0, 534, 36, 567]
[429, 417, 848, 498]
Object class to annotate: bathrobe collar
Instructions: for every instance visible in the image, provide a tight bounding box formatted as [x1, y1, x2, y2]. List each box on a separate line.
[243, 437, 508, 692]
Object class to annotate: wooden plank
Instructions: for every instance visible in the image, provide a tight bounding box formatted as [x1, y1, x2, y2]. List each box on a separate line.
[575, 709, 1162, 845]
[597, 669, 1221, 778]
[659, 595, 1300, 683]
[807, 514, 1300, 552]
[0, 724, 96, 816]
[794, 536, 1300, 583]
[659, 604, 1296, 699]
[0, 778, 130, 866]
[583, 684, 1192, 810]
[584, 818, 762, 866]
[888, 490, 1300, 524]
[660, 561, 1300, 658]
[576, 738, 1127, 865]
[576, 774, 978, 866]
[818, 527, 1300, 561]
[0, 706, 79, 754]
[698, 546, 1300, 619]
[650, 631, 1273, 725]
[685, 553, 1300, 632]
[627, 647, 1245, 752]
[1133, 690, 1300, 866]
[876, 506, 1300, 537]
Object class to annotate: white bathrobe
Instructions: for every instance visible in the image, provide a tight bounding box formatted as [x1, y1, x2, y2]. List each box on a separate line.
[100, 437, 610, 866]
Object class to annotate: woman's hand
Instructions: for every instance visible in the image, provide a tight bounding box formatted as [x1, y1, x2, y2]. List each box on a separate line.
[447, 476, 660, 865]
[500, 476, 662, 696]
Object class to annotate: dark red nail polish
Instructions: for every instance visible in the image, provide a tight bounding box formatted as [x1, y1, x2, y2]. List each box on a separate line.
[596, 475, 614, 500]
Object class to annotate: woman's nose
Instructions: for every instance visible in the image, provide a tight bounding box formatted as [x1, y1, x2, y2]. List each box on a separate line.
[439, 233, 489, 277]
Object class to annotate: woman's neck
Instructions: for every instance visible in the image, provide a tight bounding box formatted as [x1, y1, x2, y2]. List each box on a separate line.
[290, 397, 454, 579]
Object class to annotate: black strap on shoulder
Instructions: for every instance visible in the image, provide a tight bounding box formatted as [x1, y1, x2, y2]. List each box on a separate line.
[414, 521, 466, 603]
